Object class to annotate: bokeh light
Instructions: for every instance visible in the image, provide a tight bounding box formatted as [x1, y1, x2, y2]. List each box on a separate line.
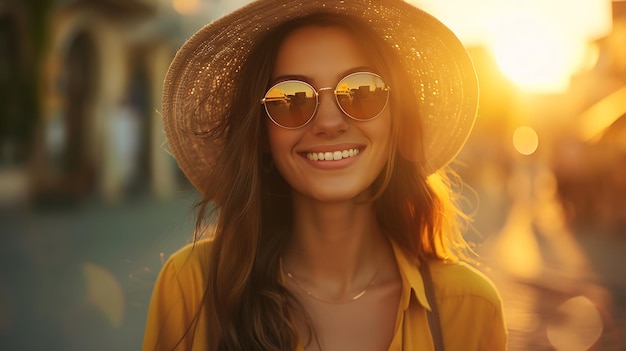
[172, 0, 201, 15]
[512, 126, 539, 156]
[82, 262, 125, 329]
[547, 296, 604, 351]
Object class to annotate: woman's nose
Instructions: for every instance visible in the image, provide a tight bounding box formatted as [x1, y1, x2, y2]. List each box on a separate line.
[310, 90, 349, 136]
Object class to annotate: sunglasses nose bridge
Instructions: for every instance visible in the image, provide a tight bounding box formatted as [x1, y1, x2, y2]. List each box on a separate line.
[315, 86, 343, 115]
[315, 86, 342, 113]
[311, 86, 351, 130]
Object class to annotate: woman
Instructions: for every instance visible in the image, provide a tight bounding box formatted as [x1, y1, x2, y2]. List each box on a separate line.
[144, 0, 507, 350]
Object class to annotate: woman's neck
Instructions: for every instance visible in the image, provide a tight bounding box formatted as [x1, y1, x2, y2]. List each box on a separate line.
[282, 194, 391, 296]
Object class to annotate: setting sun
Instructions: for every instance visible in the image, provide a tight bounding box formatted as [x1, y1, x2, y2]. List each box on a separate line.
[408, 0, 612, 93]
[488, 11, 584, 93]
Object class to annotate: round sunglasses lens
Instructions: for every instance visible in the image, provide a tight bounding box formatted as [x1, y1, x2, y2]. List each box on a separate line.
[336, 73, 389, 120]
[264, 81, 317, 128]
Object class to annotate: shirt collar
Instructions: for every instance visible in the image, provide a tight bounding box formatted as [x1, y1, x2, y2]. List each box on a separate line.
[390, 241, 432, 312]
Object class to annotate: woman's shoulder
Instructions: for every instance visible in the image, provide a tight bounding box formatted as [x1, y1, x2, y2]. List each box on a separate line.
[154, 238, 214, 297]
[426, 260, 508, 349]
[143, 239, 215, 350]
[428, 259, 502, 305]
[163, 238, 214, 280]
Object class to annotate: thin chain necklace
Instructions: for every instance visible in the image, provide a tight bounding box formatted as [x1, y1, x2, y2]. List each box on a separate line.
[282, 263, 380, 304]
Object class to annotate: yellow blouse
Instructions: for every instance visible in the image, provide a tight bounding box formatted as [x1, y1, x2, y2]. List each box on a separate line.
[143, 239, 508, 350]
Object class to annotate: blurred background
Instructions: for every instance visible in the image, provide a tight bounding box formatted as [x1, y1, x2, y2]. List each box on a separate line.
[1, 0, 625, 350]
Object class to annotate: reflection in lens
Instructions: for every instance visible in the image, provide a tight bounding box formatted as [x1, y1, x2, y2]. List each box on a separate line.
[265, 81, 317, 128]
[337, 73, 389, 120]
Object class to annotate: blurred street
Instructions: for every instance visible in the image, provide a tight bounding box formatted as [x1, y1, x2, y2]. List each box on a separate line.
[1, 186, 625, 350]
[0, 191, 198, 351]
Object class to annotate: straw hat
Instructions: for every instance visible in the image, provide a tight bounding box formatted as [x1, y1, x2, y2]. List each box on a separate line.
[162, 0, 478, 193]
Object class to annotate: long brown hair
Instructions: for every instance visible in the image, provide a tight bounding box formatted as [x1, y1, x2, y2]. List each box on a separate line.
[189, 13, 470, 350]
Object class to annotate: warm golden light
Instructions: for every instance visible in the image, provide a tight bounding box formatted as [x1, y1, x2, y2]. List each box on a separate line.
[488, 11, 584, 93]
[172, 0, 201, 15]
[405, 0, 489, 46]
[579, 86, 626, 142]
[408, 0, 612, 93]
[494, 168, 543, 279]
[513, 126, 539, 156]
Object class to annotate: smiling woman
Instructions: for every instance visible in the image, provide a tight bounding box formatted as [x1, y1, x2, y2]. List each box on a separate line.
[143, 1, 507, 350]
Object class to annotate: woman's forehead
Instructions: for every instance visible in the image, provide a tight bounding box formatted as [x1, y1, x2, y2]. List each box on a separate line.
[271, 25, 374, 85]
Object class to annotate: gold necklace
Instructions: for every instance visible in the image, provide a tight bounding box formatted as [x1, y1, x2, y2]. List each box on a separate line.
[282, 265, 379, 304]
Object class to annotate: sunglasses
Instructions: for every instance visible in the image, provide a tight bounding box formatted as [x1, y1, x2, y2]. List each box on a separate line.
[261, 71, 390, 129]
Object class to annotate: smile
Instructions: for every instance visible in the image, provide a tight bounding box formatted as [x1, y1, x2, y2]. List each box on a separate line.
[306, 148, 360, 161]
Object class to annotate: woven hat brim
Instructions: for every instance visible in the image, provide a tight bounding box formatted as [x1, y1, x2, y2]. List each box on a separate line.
[162, 0, 478, 192]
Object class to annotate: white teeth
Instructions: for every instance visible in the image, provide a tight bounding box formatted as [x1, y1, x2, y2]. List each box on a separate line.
[307, 148, 359, 161]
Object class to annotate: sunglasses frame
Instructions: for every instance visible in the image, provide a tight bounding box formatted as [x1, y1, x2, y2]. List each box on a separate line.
[260, 71, 390, 129]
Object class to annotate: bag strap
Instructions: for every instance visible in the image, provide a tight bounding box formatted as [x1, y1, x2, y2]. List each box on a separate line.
[419, 262, 445, 351]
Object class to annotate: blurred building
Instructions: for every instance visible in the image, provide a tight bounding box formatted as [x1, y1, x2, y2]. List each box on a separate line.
[554, 113, 626, 234]
[552, 1, 626, 236]
[0, 0, 193, 207]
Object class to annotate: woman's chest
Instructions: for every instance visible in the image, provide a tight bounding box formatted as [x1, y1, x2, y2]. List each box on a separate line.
[297, 281, 402, 351]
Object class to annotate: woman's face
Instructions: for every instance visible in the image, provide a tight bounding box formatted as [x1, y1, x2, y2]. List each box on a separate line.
[266, 25, 392, 203]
